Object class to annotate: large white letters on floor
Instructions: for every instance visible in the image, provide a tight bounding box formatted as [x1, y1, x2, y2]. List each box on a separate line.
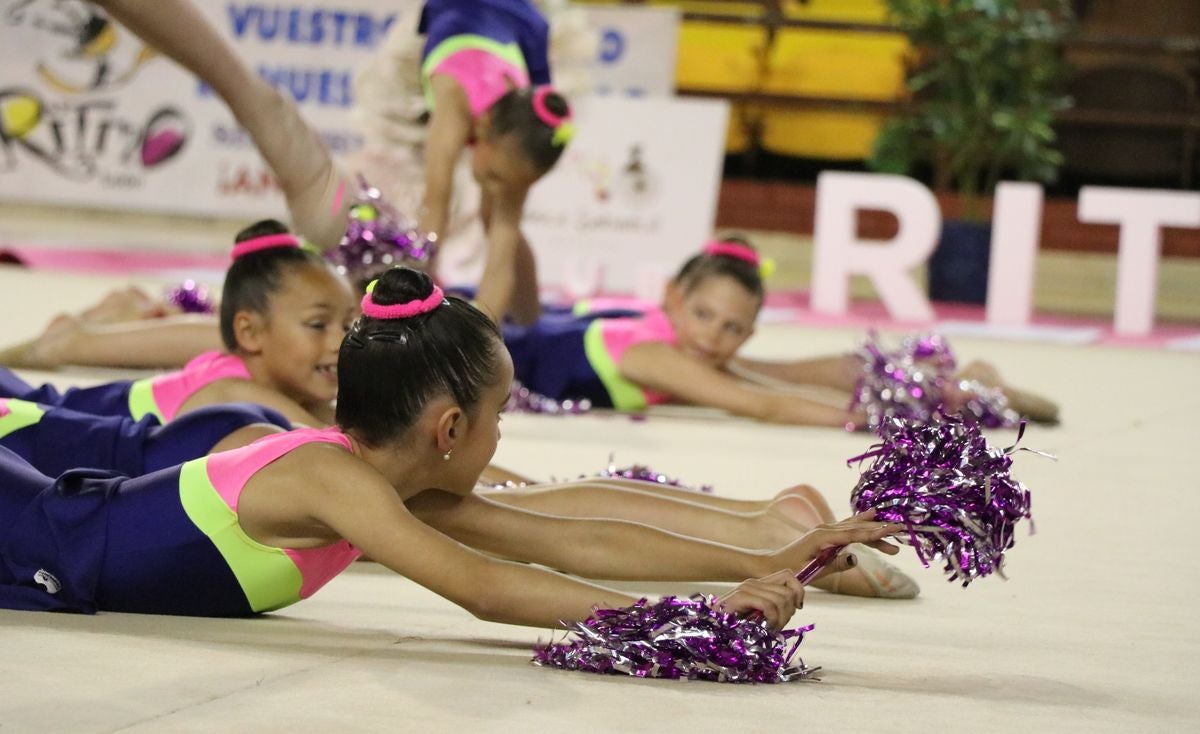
[812, 172, 939, 323]
[812, 174, 1200, 335]
[1078, 188, 1200, 336]
[985, 182, 1044, 327]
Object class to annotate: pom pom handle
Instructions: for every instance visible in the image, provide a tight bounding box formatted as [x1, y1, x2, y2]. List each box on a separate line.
[794, 546, 843, 585]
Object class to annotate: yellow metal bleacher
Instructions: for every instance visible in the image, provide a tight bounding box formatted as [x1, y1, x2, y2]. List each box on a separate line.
[581, 0, 909, 160]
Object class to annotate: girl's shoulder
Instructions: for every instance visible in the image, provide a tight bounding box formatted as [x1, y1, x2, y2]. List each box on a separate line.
[209, 427, 357, 498]
[598, 308, 676, 351]
[183, 350, 249, 375]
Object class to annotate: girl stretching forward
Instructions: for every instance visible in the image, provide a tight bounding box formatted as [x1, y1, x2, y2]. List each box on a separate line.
[485, 237, 1058, 427]
[3, 258, 916, 597]
[0, 221, 358, 428]
[0, 267, 901, 627]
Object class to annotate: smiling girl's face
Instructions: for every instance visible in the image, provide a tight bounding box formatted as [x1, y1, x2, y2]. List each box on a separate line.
[253, 263, 359, 406]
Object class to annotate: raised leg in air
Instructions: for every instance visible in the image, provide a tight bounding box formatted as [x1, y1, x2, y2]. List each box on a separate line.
[92, 0, 353, 248]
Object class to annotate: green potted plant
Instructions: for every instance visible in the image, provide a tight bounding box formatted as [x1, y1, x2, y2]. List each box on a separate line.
[870, 0, 1074, 303]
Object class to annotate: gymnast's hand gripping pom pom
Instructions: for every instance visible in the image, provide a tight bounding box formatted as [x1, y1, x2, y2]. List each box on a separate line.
[532, 413, 1043, 683]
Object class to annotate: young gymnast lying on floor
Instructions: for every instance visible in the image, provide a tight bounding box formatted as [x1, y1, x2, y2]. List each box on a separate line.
[0, 267, 905, 626]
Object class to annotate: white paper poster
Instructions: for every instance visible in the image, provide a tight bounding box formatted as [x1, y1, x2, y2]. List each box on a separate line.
[523, 95, 728, 296]
[584, 5, 679, 97]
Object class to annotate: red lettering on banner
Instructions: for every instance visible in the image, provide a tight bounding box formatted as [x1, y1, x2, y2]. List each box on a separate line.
[217, 161, 280, 197]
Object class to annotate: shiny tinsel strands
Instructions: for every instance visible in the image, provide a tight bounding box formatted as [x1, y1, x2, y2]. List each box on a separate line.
[533, 414, 1038, 682]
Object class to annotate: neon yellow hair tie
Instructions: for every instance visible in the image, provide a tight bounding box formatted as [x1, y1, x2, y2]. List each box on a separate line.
[552, 121, 576, 147]
[365, 279, 378, 294]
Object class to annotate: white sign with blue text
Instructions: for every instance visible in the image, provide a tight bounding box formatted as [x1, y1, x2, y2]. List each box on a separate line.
[585, 5, 679, 97]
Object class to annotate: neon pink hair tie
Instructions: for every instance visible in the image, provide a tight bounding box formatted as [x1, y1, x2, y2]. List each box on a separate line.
[361, 285, 446, 320]
[231, 234, 301, 260]
[532, 85, 571, 128]
[703, 240, 760, 267]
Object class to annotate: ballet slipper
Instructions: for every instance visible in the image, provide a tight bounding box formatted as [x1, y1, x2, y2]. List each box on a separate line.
[0, 313, 79, 369]
[13, 314, 79, 369]
[957, 360, 1059, 425]
[810, 544, 920, 599]
[0, 339, 36, 368]
[1003, 387, 1060, 425]
[769, 489, 919, 598]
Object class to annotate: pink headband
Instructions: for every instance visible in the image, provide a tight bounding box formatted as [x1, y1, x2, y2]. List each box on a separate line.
[231, 233, 301, 260]
[532, 86, 570, 126]
[703, 240, 760, 267]
[361, 284, 445, 320]
[532, 86, 574, 146]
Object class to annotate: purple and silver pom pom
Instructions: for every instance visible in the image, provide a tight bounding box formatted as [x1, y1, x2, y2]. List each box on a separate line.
[533, 595, 819, 683]
[849, 332, 1018, 430]
[326, 178, 437, 289]
[163, 280, 215, 314]
[848, 414, 1036, 586]
[591, 460, 714, 493]
[505, 380, 592, 415]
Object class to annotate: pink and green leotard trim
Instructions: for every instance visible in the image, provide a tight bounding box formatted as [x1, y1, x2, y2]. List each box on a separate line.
[0, 398, 44, 437]
[177, 427, 361, 612]
[421, 35, 530, 117]
[127, 351, 252, 423]
[583, 310, 677, 412]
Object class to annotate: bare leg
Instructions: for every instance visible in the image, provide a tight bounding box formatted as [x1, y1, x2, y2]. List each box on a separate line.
[480, 470, 833, 522]
[69, 286, 174, 325]
[480, 481, 803, 550]
[13, 315, 221, 369]
[481, 479, 918, 598]
[92, 0, 352, 248]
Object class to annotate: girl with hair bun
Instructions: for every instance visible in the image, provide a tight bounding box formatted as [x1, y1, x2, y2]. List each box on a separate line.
[0, 266, 903, 626]
[414, 0, 576, 325]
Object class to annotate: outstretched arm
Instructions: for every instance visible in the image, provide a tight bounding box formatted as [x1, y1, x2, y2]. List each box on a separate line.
[620, 342, 864, 427]
[730, 354, 863, 393]
[407, 491, 887, 583]
[302, 457, 803, 628]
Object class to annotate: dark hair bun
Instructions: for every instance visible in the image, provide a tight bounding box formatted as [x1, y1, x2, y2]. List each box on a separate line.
[370, 267, 435, 306]
[542, 90, 569, 119]
[234, 218, 289, 243]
